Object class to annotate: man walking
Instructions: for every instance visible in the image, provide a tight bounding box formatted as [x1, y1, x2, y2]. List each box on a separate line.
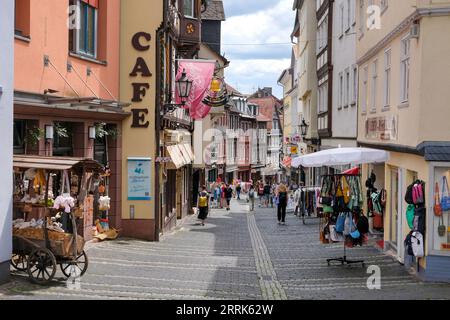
[248, 185, 256, 212]
[236, 183, 242, 200]
[264, 182, 271, 208]
[225, 184, 233, 211]
[277, 183, 288, 225]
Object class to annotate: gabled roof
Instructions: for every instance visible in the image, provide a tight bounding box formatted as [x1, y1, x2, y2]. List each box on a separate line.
[202, 0, 226, 21]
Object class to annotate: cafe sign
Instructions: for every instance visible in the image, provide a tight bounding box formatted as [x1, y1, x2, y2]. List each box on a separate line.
[365, 115, 398, 141]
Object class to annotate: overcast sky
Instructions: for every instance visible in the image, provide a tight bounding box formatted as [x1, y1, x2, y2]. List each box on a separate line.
[222, 0, 295, 98]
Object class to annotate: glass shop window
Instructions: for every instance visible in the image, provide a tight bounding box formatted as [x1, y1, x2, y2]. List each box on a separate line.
[13, 120, 26, 154]
[432, 166, 450, 254]
[53, 122, 74, 157]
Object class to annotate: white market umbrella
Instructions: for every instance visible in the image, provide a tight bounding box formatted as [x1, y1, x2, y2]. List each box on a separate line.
[291, 147, 389, 168]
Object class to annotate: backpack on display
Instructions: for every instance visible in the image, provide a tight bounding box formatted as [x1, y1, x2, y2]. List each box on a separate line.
[357, 215, 369, 235]
[404, 231, 415, 256]
[434, 182, 442, 217]
[406, 204, 415, 230]
[412, 182, 424, 205]
[343, 212, 354, 236]
[405, 183, 415, 205]
[411, 231, 424, 258]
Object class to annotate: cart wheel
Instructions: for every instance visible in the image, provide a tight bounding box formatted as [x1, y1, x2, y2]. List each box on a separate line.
[60, 251, 89, 278]
[11, 254, 28, 271]
[27, 248, 57, 285]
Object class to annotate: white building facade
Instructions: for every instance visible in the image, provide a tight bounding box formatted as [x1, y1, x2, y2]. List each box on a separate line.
[0, 0, 14, 284]
[325, 0, 358, 148]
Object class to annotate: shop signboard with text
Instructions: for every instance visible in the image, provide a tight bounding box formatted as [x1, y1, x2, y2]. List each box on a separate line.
[365, 115, 398, 141]
[127, 158, 152, 200]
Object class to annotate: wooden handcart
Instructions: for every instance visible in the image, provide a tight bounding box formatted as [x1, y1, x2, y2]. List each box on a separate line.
[11, 156, 105, 285]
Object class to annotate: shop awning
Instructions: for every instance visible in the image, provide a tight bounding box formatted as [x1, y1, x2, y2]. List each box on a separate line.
[13, 155, 104, 172]
[167, 145, 185, 169]
[291, 147, 390, 168]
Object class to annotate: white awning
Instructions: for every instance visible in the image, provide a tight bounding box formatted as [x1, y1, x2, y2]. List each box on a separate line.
[167, 145, 185, 169]
[291, 147, 390, 168]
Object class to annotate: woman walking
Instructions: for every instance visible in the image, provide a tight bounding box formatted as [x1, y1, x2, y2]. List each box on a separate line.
[197, 186, 210, 226]
[277, 183, 288, 225]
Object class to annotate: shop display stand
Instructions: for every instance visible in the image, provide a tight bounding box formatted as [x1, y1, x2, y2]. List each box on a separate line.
[327, 242, 365, 267]
[322, 173, 366, 268]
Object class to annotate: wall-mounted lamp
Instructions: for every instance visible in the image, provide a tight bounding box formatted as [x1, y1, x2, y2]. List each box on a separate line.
[88, 126, 96, 140]
[45, 125, 54, 141]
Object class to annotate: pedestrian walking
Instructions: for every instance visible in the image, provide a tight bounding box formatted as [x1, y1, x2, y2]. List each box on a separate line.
[197, 186, 209, 226]
[277, 183, 288, 225]
[236, 183, 242, 200]
[264, 182, 271, 208]
[258, 181, 265, 207]
[220, 183, 226, 208]
[225, 184, 233, 211]
[248, 186, 256, 211]
[213, 184, 221, 208]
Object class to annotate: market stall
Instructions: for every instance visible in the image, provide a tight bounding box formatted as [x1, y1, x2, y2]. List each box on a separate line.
[292, 147, 390, 267]
[11, 155, 110, 284]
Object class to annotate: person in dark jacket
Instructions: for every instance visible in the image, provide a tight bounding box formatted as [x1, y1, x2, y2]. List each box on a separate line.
[225, 184, 233, 211]
[277, 184, 288, 225]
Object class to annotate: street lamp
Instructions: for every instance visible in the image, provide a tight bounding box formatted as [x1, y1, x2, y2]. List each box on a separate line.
[45, 125, 54, 142]
[176, 69, 193, 107]
[88, 126, 96, 140]
[300, 119, 309, 138]
[163, 69, 193, 115]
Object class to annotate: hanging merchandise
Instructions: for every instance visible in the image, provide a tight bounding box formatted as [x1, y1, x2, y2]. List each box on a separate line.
[438, 214, 446, 237]
[405, 182, 415, 205]
[411, 231, 425, 258]
[412, 181, 425, 205]
[335, 212, 346, 233]
[441, 176, 450, 212]
[434, 182, 442, 216]
[406, 204, 415, 230]
[99, 196, 111, 211]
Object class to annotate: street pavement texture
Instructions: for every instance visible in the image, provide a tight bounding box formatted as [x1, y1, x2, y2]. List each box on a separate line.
[1, 200, 450, 300]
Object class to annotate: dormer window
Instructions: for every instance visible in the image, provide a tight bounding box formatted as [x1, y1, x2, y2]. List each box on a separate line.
[183, 0, 196, 18]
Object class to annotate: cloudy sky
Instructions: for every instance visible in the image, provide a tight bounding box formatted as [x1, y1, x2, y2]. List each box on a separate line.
[221, 0, 295, 98]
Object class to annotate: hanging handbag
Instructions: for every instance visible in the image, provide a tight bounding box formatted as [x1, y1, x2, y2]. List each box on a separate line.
[441, 176, 450, 211]
[434, 182, 442, 217]
[335, 212, 346, 233]
[341, 176, 350, 205]
[438, 215, 446, 237]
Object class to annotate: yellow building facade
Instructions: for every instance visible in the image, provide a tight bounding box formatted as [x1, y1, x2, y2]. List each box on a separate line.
[119, 0, 163, 240]
[357, 0, 450, 281]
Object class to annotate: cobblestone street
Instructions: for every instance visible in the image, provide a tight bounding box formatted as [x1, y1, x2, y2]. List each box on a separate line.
[1, 200, 449, 300]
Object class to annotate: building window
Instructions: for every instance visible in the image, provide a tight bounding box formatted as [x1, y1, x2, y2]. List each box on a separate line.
[359, 0, 365, 36]
[339, 4, 345, 37]
[14, 0, 31, 37]
[70, 0, 98, 58]
[352, 65, 358, 105]
[345, 69, 350, 108]
[362, 65, 368, 114]
[370, 60, 378, 112]
[347, 0, 352, 30]
[400, 37, 411, 103]
[384, 49, 391, 107]
[338, 72, 344, 109]
[183, 0, 196, 18]
[13, 120, 26, 155]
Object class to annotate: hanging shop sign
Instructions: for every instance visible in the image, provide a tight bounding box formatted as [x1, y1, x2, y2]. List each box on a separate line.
[175, 60, 216, 120]
[291, 146, 298, 155]
[127, 158, 152, 201]
[365, 115, 398, 141]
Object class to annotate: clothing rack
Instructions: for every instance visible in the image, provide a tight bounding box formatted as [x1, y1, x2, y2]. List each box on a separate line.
[321, 173, 366, 268]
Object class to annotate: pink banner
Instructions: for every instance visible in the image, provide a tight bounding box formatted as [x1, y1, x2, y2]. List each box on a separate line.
[176, 60, 215, 120]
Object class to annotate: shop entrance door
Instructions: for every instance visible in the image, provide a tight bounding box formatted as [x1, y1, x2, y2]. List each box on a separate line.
[390, 168, 399, 254]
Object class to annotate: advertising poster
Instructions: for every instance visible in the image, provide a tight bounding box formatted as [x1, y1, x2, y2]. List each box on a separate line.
[127, 158, 152, 201]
